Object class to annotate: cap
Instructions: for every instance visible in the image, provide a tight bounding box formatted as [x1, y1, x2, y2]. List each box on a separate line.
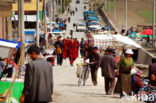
[107, 49, 116, 54]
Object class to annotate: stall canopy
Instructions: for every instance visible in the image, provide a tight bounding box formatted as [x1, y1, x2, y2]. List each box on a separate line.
[112, 35, 142, 48]
[0, 39, 22, 58]
[93, 34, 142, 49]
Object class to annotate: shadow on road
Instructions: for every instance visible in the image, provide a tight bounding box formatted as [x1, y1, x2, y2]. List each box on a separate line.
[72, 92, 121, 99]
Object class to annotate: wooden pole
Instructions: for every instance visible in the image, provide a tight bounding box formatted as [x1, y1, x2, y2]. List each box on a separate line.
[9, 45, 25, 93]
[44, 0, 48, 49]
[36, 0, 40, 47]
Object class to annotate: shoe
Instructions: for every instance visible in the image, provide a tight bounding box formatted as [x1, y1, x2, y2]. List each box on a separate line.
[71, 64, 73, 66]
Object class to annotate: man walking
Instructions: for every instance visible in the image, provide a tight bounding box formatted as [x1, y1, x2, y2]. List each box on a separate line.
[20, 45, 53, 103]
[70, 30, 73, 38]
[80, 38, 86, 57]
[100, 49, 117, 95]
[55, 36, 63, 65]
[84, 47, 101, 86]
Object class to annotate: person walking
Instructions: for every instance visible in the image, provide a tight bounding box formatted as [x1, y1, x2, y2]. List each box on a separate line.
[68, 17, 71, 23]
[72, 11, 75, 16]
[75, 7, 78, 11]
[54, 36, 63, 65]
[74, 38, 80, 59]
[68, 38, 76, 66]
[63, 39, 68, 59]
[80, 38, 86, 57]
[20, 45, 53, 103]
[70, 30, 73, 38]
[100, 49, 117, 95]
[117, 49, 134, 98]
[84, 47, 101, 86]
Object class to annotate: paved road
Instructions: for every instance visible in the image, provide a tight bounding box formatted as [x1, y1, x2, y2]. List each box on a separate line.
[53, 0, 141, 103]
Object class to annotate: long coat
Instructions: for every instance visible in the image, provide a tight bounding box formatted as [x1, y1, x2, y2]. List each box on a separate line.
[63, 40, 68, 58]
[74, 40, 80, 59]
[100, 54, 117, 78]
[68, 41, 76, 64]
[23, 58, 53, 103]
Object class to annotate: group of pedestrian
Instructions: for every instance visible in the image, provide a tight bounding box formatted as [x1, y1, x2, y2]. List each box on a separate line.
[83, 45, 137, 98]
[54, 36, 79, 66]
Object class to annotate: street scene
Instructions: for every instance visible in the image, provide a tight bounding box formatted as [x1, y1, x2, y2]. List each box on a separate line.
[0, 0, 156, 103]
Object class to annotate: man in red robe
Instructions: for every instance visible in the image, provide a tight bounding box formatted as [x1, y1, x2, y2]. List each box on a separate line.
[68, 38, 76, 66]
[66, 37, 71, 58]
[74, 38, 80, 59]
[63, 39, 68, 59]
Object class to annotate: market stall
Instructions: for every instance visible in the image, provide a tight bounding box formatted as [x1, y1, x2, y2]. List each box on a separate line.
[0, 39, 24, 103]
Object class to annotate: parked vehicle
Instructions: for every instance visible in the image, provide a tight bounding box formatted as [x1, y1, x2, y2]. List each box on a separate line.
[86, 21, 100, 27]
[76, 24, 86, 32]
[84, 0, 88, 4]
[76, 0, 80, 4]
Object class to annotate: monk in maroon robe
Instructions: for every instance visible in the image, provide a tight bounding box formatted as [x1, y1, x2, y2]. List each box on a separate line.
[74, 38, 80, 59]
[68, 38, 76, 66]
[66, 37, 71, 58]
[63, 39, 68, 59]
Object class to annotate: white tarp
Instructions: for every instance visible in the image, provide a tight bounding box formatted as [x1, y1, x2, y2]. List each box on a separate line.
[93, 34, 142, 48]
[113, 35, 142, 48]
[0, 39, 22, 58]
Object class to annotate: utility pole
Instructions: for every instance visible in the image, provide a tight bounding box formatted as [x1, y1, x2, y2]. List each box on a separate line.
[53, 0, 55, 20]
[109, 0, 110, 12]
[36, 0, 40, 47]
[94, 0, 95, 11]
[125, 0, 127, 35]
[50, 0, 52, 32]
[64, 0, 66, 11]
[152, 0, 155, 47]
[19, 0, 25, 64]
[114, 0, 116, 22]
[18, 0, 21, 39]
[61, 0, 63, 13]
[105, 0, 107, 9]
[44, 0, 48, 49]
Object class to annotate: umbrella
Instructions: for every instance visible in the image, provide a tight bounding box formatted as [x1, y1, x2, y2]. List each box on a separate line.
[141, 29, 152, 35]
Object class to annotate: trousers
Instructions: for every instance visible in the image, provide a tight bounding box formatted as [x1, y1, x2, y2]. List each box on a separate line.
[104, 77, 116, 94]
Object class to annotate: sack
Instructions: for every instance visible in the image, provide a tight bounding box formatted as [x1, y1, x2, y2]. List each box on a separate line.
[76, 63, 84, 78]
[56, 47, 62, 54]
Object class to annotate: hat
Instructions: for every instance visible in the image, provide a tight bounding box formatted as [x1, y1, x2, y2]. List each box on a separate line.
[125, 49, 134, 54]
[92, 47, 98, 50]
[107, 49, 116, 54]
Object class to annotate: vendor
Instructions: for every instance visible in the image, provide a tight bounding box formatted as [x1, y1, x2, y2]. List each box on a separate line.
[148, 58, 156, 87]
[0, 58, 14, 78]
[131, 70, 145, 94]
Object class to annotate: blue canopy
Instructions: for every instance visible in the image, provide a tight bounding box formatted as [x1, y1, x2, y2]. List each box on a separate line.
[84, 11, 95, 13]
[87, 16, 99, 21]
[58, 23, 65, 26]
[52, 29, 60, 32]
[24, 31, 36, 34]
[0, 39, 22, 49]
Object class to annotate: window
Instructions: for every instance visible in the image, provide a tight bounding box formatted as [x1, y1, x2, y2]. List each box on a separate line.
[24, 0, 31, 2]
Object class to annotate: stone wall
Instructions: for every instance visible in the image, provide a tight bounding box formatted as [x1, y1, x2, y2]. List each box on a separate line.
[136, 48, 156, 65]
[97, 7, 117, 31]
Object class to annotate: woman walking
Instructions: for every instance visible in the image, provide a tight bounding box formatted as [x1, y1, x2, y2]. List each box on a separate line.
[117, 49, 134, 98]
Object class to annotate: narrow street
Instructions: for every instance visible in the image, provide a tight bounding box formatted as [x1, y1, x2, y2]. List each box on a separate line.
[53, 0, 141, 103]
